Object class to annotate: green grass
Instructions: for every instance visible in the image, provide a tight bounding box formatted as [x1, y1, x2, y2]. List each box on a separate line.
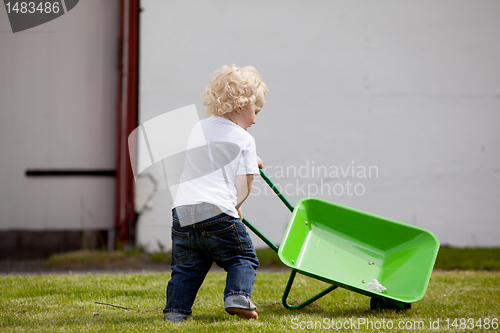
[7, 247, 498, 331]
[434, 247, 500, 270]
[1, 271, 499, 332]
[45, 247, 500, 271]
[46, 250, 151, 268]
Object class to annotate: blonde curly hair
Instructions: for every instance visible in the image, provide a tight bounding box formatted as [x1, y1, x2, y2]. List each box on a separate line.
[202, 65, 268, 117]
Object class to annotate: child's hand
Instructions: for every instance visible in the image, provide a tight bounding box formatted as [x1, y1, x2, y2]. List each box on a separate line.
[256, 156, 263, 169]
[238, 207, 243, 220]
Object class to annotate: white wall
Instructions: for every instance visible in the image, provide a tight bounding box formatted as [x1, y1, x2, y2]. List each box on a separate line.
[0, 0, 119, 231]
[137, 0, 500, 251]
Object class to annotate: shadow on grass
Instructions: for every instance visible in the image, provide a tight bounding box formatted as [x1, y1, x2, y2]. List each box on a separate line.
[170, 300, 390, 324]
[254, 300, 407, 319]
[192, 313, 239, 323]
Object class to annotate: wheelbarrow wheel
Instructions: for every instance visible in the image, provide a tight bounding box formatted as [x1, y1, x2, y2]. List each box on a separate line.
[370, 297, 411, 312]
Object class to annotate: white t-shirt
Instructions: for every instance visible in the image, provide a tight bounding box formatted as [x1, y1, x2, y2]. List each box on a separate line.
[171, 116, 259, 220]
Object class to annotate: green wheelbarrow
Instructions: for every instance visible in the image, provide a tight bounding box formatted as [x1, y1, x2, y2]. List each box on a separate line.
[243, 170, 440, 311]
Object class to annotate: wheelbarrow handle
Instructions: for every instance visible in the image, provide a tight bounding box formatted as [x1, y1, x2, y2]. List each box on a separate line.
[241, 168, 294, 254]
[242, 217, 278, 253]
[258, 168, 294, 212]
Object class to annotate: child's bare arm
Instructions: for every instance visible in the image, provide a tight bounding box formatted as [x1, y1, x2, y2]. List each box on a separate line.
[256, 156, 263, 169]
[235, 157, 262, 219]
[235, 174, 254, 211]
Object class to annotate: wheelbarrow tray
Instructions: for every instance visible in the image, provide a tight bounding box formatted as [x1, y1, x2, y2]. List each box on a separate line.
[278, 197, 440, 304]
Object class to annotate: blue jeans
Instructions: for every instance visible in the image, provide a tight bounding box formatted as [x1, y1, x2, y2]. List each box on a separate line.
[164, 205, 259, 322]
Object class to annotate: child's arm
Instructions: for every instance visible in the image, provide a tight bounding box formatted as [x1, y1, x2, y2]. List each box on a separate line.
[256, 156, 263, 169]
[235, 157, 262, 219]
[235, 174, 253, 210]
[235, 174, 253, 219]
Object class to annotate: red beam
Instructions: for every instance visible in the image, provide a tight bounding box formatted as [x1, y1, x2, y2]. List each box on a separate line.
[115, 0, 140, 249]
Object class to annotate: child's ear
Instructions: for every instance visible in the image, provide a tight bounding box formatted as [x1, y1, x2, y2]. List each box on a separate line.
[234, 106, 242, 114]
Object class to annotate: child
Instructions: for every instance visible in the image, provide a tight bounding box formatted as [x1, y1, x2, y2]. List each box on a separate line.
[163, 65, 268, 322]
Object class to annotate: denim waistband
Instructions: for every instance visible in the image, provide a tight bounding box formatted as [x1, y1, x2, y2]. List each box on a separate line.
[173, 203, 234, 227]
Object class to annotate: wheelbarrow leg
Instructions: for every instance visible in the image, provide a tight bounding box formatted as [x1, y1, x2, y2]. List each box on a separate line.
[282, 270, 338, 309]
